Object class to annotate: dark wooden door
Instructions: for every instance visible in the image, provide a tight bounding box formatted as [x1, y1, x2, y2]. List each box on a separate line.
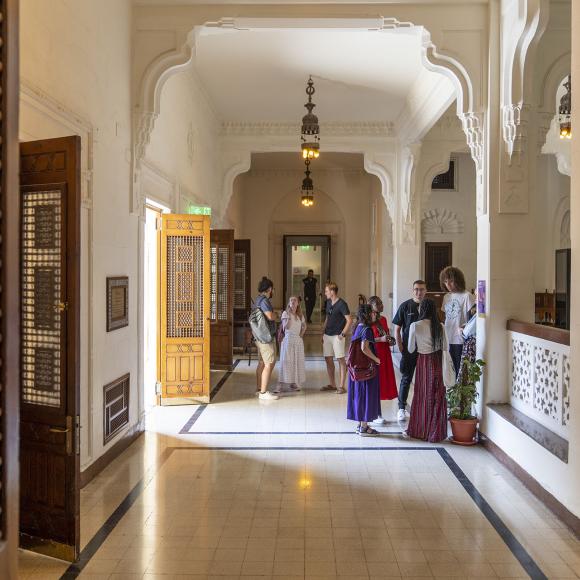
[210, 230, 234, 370]
[425, 242, 452, 291]
[233, 239, 251, 350]
[19, 137, 81, 561]
[0, 0, 21, 576]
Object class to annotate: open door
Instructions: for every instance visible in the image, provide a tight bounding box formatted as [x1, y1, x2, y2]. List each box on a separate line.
[19, 136, 81, 561]
[159, 214, 210, 403]
[210, 229, 234, 370]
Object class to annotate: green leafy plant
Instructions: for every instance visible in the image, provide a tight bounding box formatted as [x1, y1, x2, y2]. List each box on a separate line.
[447, 358, 486, 420]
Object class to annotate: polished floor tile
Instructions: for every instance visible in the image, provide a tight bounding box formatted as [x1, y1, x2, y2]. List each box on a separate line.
[18, 358, 580, 579]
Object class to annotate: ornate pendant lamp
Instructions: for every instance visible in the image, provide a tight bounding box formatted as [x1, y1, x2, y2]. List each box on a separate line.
[301, 159, 314, 207]
[301, 76, 320, 160]
[559, 75, 572, 139]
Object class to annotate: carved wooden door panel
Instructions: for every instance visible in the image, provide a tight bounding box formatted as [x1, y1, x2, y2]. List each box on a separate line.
[159, 215, 210, 403]
[19, 137, 81, 561]
[210, 230, 234, 370]
[233, 239, 251, 350]
[0, 0, 21, 576]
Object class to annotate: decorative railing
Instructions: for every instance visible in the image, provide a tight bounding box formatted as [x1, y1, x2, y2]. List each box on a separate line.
[507, 320, 570, 440]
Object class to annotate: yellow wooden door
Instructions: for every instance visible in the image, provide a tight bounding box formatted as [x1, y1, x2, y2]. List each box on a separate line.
[159, 214, 210, 403]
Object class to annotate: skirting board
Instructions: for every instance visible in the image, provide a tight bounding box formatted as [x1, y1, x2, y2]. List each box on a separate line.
[480, 432, 580, 538]
[80, 420, 145, 488]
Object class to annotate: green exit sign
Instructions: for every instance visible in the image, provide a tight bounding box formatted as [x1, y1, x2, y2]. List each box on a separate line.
[187, 205, 212, 216]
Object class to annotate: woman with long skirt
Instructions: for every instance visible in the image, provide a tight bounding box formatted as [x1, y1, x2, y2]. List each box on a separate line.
[368, 296, 398, 426]
[275, 296, 306, 393]
[347, 304, 382, 436]
[405, 299, 449, 443]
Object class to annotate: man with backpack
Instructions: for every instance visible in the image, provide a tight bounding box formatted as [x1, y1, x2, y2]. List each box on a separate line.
[249, 277, 279, 400]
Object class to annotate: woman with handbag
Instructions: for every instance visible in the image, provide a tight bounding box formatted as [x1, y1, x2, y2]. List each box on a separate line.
[275, 296, 306, 393]
[368, 296, 398, 426]
[404, 299, 449, 442]
[346, 304, 382, 436]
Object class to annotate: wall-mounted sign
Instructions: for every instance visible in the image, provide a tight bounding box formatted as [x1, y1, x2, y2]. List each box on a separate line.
[477, 280, 486, 318]
[187, 205, 211, 216]
[107, 276, 129, 331]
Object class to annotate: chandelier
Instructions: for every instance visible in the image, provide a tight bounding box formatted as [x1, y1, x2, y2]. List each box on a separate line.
[301, 159, 314, 207]
[301, 76, 320, 160]
[559, 75, 572, 139]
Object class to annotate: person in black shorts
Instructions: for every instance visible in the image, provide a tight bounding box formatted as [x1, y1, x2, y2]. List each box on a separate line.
[302, 269, 318, 323]
[393, 280, 428, 421]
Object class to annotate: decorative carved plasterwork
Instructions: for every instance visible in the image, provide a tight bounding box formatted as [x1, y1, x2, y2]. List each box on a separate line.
[399, 144, 421, 245]
[422, 209, 464, 235]
[458, 112, 484, 174]
[502, 103, 530, 157]
[220, 121, 395, 137]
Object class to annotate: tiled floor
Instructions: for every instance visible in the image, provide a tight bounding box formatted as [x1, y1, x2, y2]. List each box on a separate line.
[18, 358, 580, 579]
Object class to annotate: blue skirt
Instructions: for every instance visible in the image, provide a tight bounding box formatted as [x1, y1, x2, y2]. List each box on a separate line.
[346, 373, 382, 422]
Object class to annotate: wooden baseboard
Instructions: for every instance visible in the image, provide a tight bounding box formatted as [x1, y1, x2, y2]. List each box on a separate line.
[480, 432, 580, 538]
[80, 420, 144, 488]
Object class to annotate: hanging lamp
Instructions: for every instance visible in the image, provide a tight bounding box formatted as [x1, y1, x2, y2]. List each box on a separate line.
[301, 76, 320, 160]
[301, 159, 314, 207]
[559, 75, 572, 139]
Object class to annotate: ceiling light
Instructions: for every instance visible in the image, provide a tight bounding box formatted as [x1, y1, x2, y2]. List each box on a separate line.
[301, 76, 320, 159]
[559, 75, 572, 139]
[301, 159, 314, 207]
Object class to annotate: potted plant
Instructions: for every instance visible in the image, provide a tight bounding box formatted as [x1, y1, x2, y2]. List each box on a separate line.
[446, 358, 485, 445]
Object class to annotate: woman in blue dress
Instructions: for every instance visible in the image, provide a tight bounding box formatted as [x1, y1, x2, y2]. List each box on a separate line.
[347, 304, 382, 436]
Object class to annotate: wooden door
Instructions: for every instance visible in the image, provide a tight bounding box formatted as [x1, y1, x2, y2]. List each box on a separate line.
[233, 240, 251, 350]
[210, 230, 234, 370]
[159, 214, 210, 403]
[19, 137, 81, 561]
[0, 0, 21, 576]
[425, 242, 452, 292]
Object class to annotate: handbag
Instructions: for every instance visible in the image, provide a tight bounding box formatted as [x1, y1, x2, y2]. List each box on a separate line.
[346, 337, 377, 382]
[442, 350, 457, 388]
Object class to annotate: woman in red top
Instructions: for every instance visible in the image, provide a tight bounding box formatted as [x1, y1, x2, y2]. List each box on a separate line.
[368, 296, 398, 424]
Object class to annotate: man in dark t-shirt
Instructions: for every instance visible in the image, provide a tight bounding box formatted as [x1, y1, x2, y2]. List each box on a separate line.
[321, 282, 351, 394]
[392, 280, 427, 421]
[302, 269, 318, 323]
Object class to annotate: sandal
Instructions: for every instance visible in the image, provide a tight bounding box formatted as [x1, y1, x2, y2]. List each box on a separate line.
[289, 384, 301, 391]
[320, 385, 336, 392]
[358, 426, 379, 437]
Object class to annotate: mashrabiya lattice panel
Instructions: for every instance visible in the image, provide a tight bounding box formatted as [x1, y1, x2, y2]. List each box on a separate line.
[210, 246, 217, 321]
[511, 339, 532, 404]
[167, 235, 204, 339]
[217, 246, 229, 321]
[233, 251, 246, 310]
[21, 190, 62, 408]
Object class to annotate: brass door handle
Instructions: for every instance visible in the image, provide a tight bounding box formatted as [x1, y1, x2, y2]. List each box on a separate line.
[49, 427, 70, 433]
[54, 302, 68, 312]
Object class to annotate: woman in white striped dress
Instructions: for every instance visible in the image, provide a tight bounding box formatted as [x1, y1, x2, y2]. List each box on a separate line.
[275, 296, 306, 393]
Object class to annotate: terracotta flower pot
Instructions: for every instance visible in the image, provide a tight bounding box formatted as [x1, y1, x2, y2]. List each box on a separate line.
[450, 417, 478, 445]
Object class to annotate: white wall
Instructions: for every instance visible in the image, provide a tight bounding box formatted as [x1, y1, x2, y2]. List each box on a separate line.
[229, 163, 382, 312]
[20, 0, 137, 471]
[422, 153, 478, 291]
[146, 67, 222, 213]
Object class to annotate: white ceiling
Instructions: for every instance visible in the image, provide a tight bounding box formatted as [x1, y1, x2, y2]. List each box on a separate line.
[250, 152, 364, 171]
[193, 27, 449, 123]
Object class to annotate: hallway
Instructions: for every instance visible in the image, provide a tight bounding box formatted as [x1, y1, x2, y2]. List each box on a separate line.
[19, 360, 580, 580]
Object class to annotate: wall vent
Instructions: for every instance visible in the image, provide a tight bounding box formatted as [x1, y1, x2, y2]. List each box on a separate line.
[103, 373, 130, 445]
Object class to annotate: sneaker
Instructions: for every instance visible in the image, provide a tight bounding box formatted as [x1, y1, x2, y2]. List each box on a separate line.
[371, 417, 387, 426]
[397, 409, 406, 422]
[259, 391, 279, 401]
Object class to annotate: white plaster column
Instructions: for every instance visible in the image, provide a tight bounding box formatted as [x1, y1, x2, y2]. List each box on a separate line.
[392, 145, 422, 313]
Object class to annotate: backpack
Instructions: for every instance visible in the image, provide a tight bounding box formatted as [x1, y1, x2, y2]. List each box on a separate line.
[248, 302, 274, 344]
[346, 335, 377, 382]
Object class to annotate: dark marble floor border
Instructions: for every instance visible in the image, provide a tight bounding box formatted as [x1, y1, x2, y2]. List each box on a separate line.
[60, 445, 547, 580]
[184, 431, 402, 435]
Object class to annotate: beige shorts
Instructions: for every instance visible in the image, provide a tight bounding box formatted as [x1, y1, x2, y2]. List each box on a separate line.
[256, 340, 276, 365]
[323, 334, 346, 359]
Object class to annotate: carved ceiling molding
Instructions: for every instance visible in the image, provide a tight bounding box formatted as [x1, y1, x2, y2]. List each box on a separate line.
[246, 168, 367, 178]
[220, 121, 395, 137]
[422, 208, 464, 235]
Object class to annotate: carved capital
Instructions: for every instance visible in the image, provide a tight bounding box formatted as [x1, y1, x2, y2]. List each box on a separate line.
[458, 112, 484, 174]
[502, 103, 530, 157]
[133, 110, 158, 168]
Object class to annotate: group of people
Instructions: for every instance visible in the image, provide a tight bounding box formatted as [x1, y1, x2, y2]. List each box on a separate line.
[251, 267, 476, 443]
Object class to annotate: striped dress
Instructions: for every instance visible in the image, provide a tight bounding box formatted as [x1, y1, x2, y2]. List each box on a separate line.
[406, 320, 448, 443]
[278, 312, 306, 386]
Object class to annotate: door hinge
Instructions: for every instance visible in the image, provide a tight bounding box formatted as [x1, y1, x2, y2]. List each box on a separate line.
[155, 382, 162, 395]
[75, 415, 81, 455]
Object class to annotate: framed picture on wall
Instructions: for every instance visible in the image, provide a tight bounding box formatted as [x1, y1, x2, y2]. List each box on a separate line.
[106, 276, 129, 331]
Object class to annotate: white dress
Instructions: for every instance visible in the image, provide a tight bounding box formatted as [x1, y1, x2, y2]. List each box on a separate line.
[279, 312, 306, 386]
